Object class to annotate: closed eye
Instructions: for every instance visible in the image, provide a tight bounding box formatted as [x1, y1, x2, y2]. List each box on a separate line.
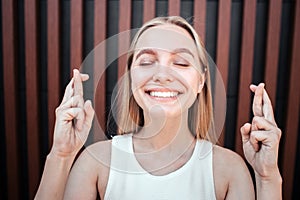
[173, 56, 191, 67]
[139, 60, 155, 66]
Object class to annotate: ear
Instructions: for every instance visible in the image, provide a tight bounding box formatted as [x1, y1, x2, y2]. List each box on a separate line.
[197, 73, 205, 93]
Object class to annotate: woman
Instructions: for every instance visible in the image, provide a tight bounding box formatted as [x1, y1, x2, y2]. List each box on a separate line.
[35, 16, 282, 199]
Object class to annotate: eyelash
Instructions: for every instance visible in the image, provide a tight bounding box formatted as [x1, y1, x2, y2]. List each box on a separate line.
[173, 62, 189, 67]
[173, 58, 190, 67]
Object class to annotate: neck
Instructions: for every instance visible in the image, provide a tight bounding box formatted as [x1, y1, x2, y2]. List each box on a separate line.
[134, 111, 195, 151]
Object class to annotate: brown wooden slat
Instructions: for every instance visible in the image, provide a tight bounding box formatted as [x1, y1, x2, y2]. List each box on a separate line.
[47, 0, 61, 147]
[235, 0, 257, 155]
[215, 0, 231, 146]
[24, 0, 40, 198]
[1, 0, 20, 199]
[70, 0, 83, 74]
[168, 0, 180, 16]
[118, 0, 131, 79]
[264, 0, 282, 105]
[193, 0, 207, 44]
[235, 0, 256, 155]
[282, 0, 300, 198]
[94, 0, 107, 141]
[143, 0, 155, 23]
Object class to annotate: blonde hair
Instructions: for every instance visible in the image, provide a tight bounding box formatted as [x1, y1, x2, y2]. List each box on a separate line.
[109, 16, 215, 142]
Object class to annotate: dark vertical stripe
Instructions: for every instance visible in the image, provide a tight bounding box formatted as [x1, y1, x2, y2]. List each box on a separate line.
[105, 0, 119, 137]
[156, 0, 168, 17]
[61, 1, 70, 94]
[132, 0, 143, 29]
[0, 0, 7, 198]
[225, 1, 243, 150]
[205, 1, 217, 60]
[252, 1, 268, 85]
[180, 0, 193, 19]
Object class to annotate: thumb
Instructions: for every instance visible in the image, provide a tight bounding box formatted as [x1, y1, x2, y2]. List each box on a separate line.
[240, 123, 251, 143]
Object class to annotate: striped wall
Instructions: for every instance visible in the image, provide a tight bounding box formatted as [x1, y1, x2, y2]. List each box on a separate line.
[0, 0, 299, 199]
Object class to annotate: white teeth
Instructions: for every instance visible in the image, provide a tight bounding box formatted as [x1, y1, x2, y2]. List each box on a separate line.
[149, 91, 178, 98]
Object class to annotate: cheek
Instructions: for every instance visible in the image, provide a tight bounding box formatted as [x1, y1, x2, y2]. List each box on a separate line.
[130, 69, 148, 91]
[130, 68, 153, 103]
[179, 70, 202, 95]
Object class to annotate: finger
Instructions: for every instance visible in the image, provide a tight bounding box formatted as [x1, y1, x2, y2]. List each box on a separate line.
[240, 123, 251, 144]
[73, 69, 84, 107]
[249, 131, 268, 151]
[252, 116, 276, 131]
[80, 73, 89, 81]
[251, 83, 265, 117]
[61, 107, 85, 129]
[81, 100, 95, 135]
[262, 89, 276, 125]
[60, 78, 74, 105]
[58, 95, 85, 110]
[249, 84, 257, 93]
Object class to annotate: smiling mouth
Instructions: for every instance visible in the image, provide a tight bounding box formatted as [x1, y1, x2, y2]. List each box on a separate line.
[145, 90, 180, 99]
[149, 91, 179, 98]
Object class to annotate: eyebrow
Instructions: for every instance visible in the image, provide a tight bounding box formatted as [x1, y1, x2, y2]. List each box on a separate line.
[172, 48, 194, 58]
[135, 48, 194, 60]
[135, 49, 157, 60]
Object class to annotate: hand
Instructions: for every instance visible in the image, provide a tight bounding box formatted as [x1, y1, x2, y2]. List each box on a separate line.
[51, 69, 95, 158]
[240, 83, 282, 180]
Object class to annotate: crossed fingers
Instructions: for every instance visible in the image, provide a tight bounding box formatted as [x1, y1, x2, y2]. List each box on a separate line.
[241, 83, 281, 152]
[250, 83, 276, 126]
[57, 69, 90, 130]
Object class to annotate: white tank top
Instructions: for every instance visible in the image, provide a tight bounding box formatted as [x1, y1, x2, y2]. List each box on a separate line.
[104, 134, 216, 200]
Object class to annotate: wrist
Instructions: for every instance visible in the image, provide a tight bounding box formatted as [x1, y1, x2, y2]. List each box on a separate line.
[255, 169, 282, 200]
[47, 149, 77, 165]
[255, 168, 282, 184]
[49, 146, 79, 159]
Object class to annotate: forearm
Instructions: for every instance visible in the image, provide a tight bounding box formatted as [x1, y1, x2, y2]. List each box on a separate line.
[35, 152, 76, 200]
[255, 170, 282, 200]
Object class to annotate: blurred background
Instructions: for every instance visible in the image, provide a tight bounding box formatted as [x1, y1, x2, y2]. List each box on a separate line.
[0, 0, 299, 199]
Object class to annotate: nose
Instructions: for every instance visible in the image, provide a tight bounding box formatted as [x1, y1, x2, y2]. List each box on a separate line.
[152, 64, 174, 83]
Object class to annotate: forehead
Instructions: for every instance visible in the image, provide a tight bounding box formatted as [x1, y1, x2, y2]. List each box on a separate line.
[135, 24, 198, 54]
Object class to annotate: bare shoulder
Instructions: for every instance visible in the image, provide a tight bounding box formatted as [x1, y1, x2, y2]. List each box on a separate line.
[213, 145, 255, 200]
[213, 145, 246, 169]
[72, 139, 112, 176]
[83, 139, 112, 164]
[77, 140, 112, 198]
[64, 140, 112, 199]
